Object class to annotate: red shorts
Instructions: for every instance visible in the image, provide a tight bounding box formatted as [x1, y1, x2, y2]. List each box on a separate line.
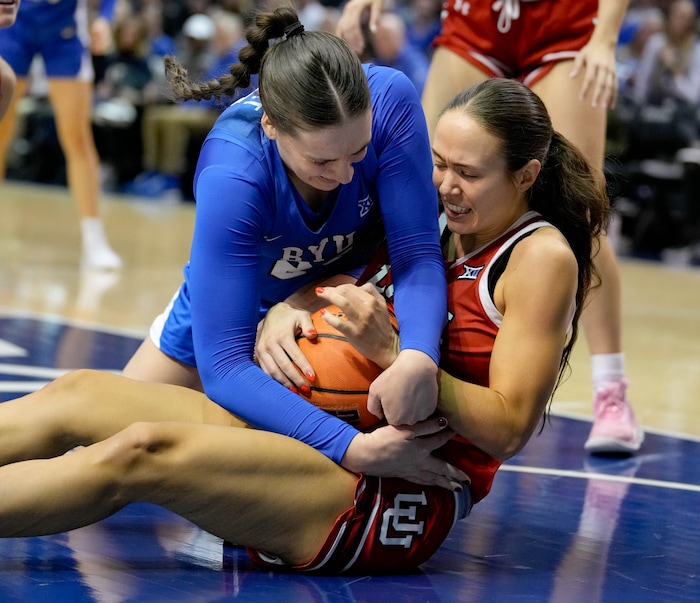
[247, 475, 472, 574]
[434, 0, 598, 86]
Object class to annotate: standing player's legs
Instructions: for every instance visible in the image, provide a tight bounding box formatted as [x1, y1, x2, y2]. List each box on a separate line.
[421, 47, 489, 142]
[531, 61, 643, 454]
[0, 75, 26, 178]
[47, 78, 121, 270]
[0, 56, 16, 122]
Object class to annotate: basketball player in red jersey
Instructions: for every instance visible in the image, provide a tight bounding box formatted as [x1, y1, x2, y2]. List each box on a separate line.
[337, 0, 644, 455]
[0, 79, 607, 573]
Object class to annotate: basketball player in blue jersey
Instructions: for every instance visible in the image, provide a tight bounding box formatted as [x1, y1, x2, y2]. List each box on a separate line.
[0, 0, 121, 269]
[122, 7, 449, 474]
[0, 0, 19, 121]
[0, 78, 608, 573]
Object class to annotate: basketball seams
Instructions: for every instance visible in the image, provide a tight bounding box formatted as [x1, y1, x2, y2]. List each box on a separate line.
[310, 386, 370, 395]
[296, 332, 348, 343]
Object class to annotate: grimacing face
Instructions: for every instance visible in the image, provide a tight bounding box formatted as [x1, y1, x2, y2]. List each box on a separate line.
[262, 110, 372, 194]
[432, 109, 537, 247]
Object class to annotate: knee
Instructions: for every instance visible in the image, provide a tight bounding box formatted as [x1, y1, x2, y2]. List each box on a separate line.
[78, 422, 168, 508]
[44, 369, 112, 401]
[97, 421, 171, 473]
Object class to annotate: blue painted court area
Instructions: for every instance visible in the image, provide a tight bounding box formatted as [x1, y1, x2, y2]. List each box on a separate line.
[0, 314, 698, 602]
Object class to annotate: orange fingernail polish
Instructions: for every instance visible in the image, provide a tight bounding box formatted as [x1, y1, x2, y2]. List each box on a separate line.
[308, 329, 317, 336]
[315, 287, 325, 294]
[300, 385, 311, 396]
[289, 386, 299, 394]
[306, 371, 315, 382]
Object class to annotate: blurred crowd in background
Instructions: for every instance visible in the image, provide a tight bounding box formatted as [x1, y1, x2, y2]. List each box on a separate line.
[4, 0, 700, 263]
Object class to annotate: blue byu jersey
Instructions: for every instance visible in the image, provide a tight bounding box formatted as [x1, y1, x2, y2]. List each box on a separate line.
[157, 64, 446, 463]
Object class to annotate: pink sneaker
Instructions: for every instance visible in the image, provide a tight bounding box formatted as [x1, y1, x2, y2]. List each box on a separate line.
[584, 380, 644, 454]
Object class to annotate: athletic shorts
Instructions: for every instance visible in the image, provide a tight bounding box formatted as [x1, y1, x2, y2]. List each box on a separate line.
[0, 0, 93, 79]
[149, 282, 198, 367]
[247, 474, 472, 574]
[434, 0, 598, 86]
[149, 264, 368, 369]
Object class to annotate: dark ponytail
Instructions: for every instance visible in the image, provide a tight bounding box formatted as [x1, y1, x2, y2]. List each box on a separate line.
[442, 78, 612, 396]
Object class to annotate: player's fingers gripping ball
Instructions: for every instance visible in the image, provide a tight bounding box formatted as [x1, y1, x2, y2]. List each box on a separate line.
[295, 304, 396, 431]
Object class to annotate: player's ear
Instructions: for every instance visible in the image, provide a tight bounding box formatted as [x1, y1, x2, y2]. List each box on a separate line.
[261, 112, 277, 140]
[516, 159, 541, 192]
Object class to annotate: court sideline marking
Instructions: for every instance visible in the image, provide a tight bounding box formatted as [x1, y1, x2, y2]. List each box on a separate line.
[501, 463, 700, 492]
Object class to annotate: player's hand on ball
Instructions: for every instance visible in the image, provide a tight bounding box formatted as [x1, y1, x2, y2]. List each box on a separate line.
[317, 283, 438, 425]
[315, 283, 399, 369]
[255, 302, 317, 391]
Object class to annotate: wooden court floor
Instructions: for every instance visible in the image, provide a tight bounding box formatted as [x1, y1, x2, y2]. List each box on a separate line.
[1, 180, 700, 601]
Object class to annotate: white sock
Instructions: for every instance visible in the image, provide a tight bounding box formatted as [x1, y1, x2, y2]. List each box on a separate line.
[590, 353, 626, 392]
[80, 218, 122, 270]
[81, 217, 107, 245]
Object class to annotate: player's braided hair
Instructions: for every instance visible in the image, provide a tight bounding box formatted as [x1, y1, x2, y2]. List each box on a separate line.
[164, 5, 371, 135]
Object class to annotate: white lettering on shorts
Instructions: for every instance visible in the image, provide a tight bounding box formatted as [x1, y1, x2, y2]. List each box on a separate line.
[379, 492, 427, 548]
[452, 0, 471, 16]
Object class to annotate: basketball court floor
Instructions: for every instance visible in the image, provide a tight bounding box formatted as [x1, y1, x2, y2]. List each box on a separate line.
[1, 181, 699, 602]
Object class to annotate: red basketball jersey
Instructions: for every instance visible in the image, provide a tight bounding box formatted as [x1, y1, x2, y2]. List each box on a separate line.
[249, 211, 554, 573]
[360, 210, 551, 503]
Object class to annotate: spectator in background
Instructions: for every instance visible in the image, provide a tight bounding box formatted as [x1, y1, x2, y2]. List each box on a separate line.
[261, 0, 341, 31]
[217, 0, 255, 20]
[632, 0, 700, 106]
[194, 9, 256, 110]
[131, 12, 216, 197]
[142, 0, 178, 65]
[93, 15, 159, 190]
[616, 6, 665, 98]
[404, 0, 442, 57]
[128, 10, 251, 199]
[619, 0, 700, 159]
[296, 0, 333, 31]
[363, 11, 430, 95]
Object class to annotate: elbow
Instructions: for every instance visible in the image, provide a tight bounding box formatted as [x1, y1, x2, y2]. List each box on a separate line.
[486, 404, 539, 462]
[492, 431, 531, 462]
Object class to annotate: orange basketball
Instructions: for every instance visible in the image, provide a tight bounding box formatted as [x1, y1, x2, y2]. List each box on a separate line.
[295, 304, 384, 431]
